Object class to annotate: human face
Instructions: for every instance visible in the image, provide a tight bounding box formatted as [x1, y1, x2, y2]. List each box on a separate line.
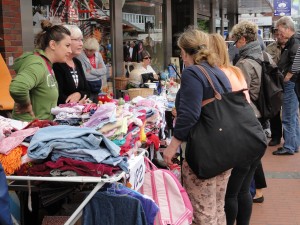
[143, 56, 151, 66]
[52, 35, 72, 63]
[234, 36, 246, 49]
[70, 36, 83, 57]
[84, 49, 97, 58]
[276, 25, 293, 40]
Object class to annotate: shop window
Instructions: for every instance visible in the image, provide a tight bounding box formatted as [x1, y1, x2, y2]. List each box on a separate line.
[122, 0, 164, 72]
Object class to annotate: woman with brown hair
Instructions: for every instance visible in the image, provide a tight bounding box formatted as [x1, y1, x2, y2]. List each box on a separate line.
[163, 27, 232, 225]
[10, 20, 71, 121]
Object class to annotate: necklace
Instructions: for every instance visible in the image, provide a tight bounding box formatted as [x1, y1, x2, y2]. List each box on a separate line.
[69, 65, 79, 88]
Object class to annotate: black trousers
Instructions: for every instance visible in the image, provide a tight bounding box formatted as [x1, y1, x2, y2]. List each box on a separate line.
[269, 111, 282, 141]
[253, 160, 267, 189]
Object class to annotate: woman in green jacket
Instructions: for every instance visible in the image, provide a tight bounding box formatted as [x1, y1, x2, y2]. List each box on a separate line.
[9, 20, 72, 121]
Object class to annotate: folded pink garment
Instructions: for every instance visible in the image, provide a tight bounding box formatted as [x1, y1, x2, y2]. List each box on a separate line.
[0, 127, 39, 155]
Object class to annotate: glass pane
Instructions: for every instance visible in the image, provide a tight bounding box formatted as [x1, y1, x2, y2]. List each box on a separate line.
[122, 0, 164, 73]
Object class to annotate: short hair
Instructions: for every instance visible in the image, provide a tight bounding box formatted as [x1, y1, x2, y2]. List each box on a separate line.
[141, 50, 150, 59]
[177, 26, 217, 67]
[275, 16, 295, 32]
[231, 20, 258, 43]
[63, 24, 83, 39]
[83, 37, 99, 51]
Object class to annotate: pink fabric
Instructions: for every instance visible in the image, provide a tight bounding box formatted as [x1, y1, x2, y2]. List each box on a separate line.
[0, 127, 39, 155]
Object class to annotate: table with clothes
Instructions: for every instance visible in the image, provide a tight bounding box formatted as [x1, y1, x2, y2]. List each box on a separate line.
[0, 94, 167, 225]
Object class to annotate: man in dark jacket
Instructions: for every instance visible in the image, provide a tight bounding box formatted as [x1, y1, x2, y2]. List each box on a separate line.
[273, 16, 300, 155]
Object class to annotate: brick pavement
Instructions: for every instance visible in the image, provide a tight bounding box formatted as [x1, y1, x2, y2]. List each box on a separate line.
[251, 141, 300, 225]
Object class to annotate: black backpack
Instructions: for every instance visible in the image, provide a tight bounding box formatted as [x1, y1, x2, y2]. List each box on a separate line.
[246, 52, 284, 120]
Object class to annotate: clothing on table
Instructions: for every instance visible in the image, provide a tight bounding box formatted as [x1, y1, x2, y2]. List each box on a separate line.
[26, 125, 129, 171]
[10, 49, 59, 121]
[53, 58, 90, 105]
[111, 183, 159, 225]
[16, 157, 120, 177]
[82, 192, 147, 225]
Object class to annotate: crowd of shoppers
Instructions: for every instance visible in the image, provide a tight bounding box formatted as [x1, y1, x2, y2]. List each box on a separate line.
[3, 15, 300, 225]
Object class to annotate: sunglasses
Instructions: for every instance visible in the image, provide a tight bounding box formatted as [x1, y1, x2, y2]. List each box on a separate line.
[143, 57, 151, 60]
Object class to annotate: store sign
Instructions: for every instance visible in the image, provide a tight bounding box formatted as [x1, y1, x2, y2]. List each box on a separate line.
[239, 17, 272, 26]
[128, 153, 146, 191]
[274, 0, 291, 16]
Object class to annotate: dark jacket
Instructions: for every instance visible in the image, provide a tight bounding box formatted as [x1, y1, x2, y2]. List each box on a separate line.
[53, 58, 90, 105]
[174, 62, 231, 141]
[277, 32, 300, 82]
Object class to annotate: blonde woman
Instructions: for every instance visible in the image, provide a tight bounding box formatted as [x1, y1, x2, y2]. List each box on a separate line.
[77, 37, 107, 103]
[209, 33, 262, 225]
[163, 27, 232, 225]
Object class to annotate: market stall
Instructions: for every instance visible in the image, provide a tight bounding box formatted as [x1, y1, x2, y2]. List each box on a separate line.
[0, 92, 173, 224]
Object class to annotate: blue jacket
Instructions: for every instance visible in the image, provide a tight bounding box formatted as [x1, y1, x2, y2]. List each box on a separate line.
[174, 62, 231, 141]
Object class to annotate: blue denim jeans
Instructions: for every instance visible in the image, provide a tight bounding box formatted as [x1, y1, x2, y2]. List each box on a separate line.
[282, 81, 300, 152]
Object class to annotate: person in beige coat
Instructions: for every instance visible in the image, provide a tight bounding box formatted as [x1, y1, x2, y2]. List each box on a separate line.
[231, 20, 268, 204]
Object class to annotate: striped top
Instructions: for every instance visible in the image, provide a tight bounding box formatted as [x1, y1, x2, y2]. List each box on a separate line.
[292, 47, 300, 74]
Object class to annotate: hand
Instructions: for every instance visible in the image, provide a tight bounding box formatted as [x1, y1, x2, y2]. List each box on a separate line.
[163, 145, 177, 166]
[78, 95, 88, 104]
[66, 92, 81, 103]
[284, 72, 293, 82]
[171, 108, 177, 117]
[163, 137, 182, 166]
[14, 102, 35, 118]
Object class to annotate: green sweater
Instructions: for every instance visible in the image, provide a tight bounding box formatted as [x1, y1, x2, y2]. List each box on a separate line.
[10, 50, 58, 122]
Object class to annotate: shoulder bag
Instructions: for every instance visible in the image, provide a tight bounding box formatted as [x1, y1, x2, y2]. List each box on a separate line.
[185, 65, 267, 179]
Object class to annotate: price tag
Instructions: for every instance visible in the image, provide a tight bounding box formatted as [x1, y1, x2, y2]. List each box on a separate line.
[128, 154, 145, 191]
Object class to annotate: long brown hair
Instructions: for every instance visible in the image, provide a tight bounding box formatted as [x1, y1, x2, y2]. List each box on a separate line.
[208, 33, 244, 80]
[35, 20, 71, 50]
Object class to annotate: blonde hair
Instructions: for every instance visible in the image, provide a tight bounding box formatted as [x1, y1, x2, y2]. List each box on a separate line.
[208, 33, 243, 80]
[177, 27, 217, 67]
[63, 24, 83, 39]
[231, 20, 258, 43]
[83, 37, 100, 51]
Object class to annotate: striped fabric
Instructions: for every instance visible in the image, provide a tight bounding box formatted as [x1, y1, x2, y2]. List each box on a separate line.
[292, 47, 300, 74]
